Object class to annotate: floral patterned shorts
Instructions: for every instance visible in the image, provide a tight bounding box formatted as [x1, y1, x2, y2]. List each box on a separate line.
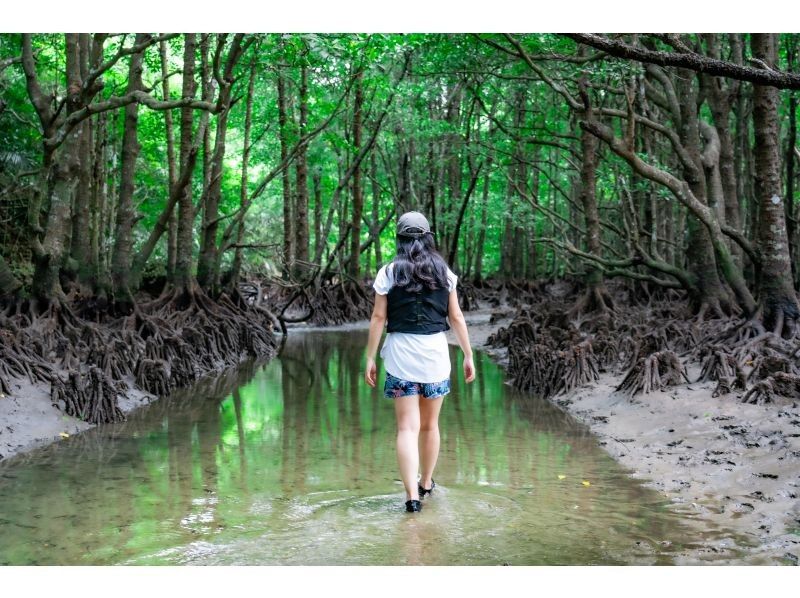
[383, 371, 451, 400]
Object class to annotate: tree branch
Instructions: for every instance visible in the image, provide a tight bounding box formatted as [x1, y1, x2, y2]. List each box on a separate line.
[563, 33, 800, 89]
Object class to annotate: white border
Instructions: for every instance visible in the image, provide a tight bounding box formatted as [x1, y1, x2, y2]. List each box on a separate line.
[0, 1, 790, 33]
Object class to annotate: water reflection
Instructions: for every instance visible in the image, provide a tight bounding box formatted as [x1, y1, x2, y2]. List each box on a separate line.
[0, 330, 753, 565]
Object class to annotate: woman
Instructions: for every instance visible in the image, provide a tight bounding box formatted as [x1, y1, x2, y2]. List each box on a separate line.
[364, 211, 475, 513]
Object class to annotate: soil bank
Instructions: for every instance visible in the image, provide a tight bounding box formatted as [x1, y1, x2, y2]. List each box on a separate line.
[0, 375, 155, 463]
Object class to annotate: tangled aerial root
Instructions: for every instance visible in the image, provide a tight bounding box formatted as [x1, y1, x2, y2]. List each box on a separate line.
[508, 338, 599, 399]
[697, 346, 746, 397]
[491, 279, 800, 403]
[0, 283, 279, 426]
[742, 372, 800, 405]
[308, 284, 361, 325]
[746, 349, 794, 384]
[560, 340, 600, 394]
[616, 350, 688, 397]
[509, 340, 563, 398]
[487, 311, 537, 347]
[135, 358, 172, 396]
[51, 367, 125, 424]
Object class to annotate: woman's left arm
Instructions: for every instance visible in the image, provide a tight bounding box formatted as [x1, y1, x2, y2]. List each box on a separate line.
[365, 294, 388, 387]
[447, 288, 475, 383]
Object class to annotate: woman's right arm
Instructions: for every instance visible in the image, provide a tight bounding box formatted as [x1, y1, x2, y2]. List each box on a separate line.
[447, 290, 475, 383]
[364, 293, 387, 387]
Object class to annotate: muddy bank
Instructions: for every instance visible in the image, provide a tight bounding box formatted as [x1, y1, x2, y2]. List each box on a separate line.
[448, 305, 800, 566]
[1, 364, 253, 463]
[1, 296, 283, 464]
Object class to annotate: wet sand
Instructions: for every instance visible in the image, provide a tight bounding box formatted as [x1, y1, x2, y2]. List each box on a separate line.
[0, 375, 154, 462]
[447, 305, 800, 565]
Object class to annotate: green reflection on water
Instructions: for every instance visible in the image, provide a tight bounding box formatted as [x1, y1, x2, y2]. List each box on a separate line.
[0, 330, 749, 565]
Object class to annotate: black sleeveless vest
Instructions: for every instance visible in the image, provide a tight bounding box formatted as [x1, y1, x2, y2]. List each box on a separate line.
[386, 280, 450, 334]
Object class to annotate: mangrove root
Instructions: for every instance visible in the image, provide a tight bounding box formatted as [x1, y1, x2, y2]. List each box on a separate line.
[617, 350, 688, 397]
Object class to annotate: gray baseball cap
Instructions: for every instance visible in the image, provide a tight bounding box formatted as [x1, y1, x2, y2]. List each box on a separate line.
[397, 211, 431, 238]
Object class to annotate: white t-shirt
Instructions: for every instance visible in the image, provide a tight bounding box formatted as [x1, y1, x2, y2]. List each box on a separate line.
[372, 262, 457, 383]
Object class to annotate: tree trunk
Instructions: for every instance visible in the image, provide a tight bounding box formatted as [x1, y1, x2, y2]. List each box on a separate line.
[512, 89, 527, 278]
[111, 33, 148, 308]
[69, 34, 93, 287]
[160, 39, 179, 280]
[89, 111, 108, 295]
[785, 36, 798, 287]
[277, 67, 294, 278]
[473, 158, 490, 282]
[703, 33, 744, 267]
[676, 67, 736, 316]
[294, 61, 310, 274]
[230, 60, 257, 290]
[348, 70, 364, 278]
[752, 33, 800, 336]
[0, 254, 22, 298]
[313, 168, 322, 263]
[173, 33, 198, 291]
[370, 152, 383, 270]
[578, 124, 609, 299]
[198, 35, 245, 295]
[500, 166, 515, 280]
[31, 34, 84, 303]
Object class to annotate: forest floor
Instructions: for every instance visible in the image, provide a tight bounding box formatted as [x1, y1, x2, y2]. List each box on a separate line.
[451, 302, 800, 566]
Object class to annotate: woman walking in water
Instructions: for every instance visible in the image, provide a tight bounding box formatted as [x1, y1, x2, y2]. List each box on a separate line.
[364, 211, 475, 513]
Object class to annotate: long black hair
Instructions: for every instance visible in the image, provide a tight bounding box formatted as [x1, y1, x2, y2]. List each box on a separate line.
[391, 233, 449, 293]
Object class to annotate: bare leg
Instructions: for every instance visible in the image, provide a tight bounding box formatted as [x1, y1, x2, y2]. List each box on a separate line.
[418, 395, 444, 490]
[394, 394, 421, 500]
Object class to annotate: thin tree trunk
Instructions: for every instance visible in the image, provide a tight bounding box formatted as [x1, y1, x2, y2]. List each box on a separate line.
[277, 67, 294, 278]
[89, 111, 107, 294]
[313, 168, 322, 263]
[448, 160, 482, 267]
[785, 36, 798, 287]
[348, 69, 364, 278]
[160, 39, 179, 280]
[70, 34, 93, 286]
[579, 124, 607, 295]
[197, 34, 245, 294]
[676, 67, 736, 315]
[473, 163, 490, 282]
[370, 152, 382, 270]
[703, 33, 744, 267]
[173, 33, 198, 290]
[512, 89, 527, 278]
[111, 33, 148, 307]
[294, 61, 310, 273]
[752, 33, 800, 335]
[525, 146, 540, 279]
[230, 60, 257, 290]
[31, 34, 83, 302]
[0, 254, 22, 298]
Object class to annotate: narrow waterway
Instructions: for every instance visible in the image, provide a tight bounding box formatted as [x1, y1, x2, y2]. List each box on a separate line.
[0, 329, 752, 565]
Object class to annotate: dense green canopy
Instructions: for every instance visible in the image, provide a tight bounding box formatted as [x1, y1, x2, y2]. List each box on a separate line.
[0, 34, 798, 330]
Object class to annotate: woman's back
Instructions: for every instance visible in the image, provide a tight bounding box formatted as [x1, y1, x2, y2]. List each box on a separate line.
[373, 261, 457, 383]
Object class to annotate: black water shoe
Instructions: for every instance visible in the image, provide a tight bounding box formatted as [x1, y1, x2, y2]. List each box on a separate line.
[405, 499, 422, 513]
[419, 479, 435, 497]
